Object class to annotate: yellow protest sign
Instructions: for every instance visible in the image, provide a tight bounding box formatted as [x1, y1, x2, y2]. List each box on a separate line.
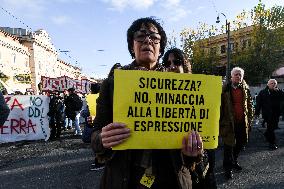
[113, 70, 222, 150]
[86, 93, 99, 116]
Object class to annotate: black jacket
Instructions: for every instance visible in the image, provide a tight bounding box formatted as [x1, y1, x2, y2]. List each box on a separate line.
[0, 91, 10, 126]
[255, 86, 284, 120]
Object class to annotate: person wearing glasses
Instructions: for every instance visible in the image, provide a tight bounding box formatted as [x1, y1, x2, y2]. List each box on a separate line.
[162, 48, 217, 189]
[0, 91, 10, 126]
[91, 17, 203, 189]
[255, 79, 284, 150]
[162, 48, 191, 73]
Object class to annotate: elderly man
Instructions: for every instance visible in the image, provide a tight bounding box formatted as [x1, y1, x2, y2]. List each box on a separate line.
[255, 79, 284, 150]
[219, 67, 254, 179]
[0, 91, 10, 126]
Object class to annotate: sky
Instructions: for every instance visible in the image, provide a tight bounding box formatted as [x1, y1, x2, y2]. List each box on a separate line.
[0, 0, 282, 79]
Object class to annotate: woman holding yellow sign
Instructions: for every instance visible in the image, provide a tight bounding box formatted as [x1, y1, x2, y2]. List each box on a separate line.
[91, 17, 203, 189]
[163, 48, 217, 189]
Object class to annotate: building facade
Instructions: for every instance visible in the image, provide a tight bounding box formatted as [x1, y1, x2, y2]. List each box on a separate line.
[205, 26, 253, 65]
[0, 28, 31, 93]
[0, 27, 82, 94]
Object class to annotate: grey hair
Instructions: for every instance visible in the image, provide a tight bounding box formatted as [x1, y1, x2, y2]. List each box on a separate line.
[231, 67, 244, 79]
[267, 79, 277, 85]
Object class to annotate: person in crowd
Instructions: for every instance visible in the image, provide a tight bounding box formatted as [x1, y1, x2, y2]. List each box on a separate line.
[162, 47, 191, 74]
[219, 67, 254, 179]
[2, 88, 8, 95]
[47, 90, 64, 140]
[91, 17, 204, 189]
[280, 94, 284, 122]
[64, 88, 83, 136]
[255, 79, 284, 150]
[252, 93, 257, 109]
[162, 47, 217, 189]
[81, 83, 104, 171]
[63, 90, 72, 130]
[0, 91, 10, 126]
[82, 83, 101, 143]
[14, 90, 23, 95]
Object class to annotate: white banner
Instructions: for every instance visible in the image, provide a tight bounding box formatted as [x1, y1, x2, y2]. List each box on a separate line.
[41, 76, 91, 93]
[0, 95, 50, 143]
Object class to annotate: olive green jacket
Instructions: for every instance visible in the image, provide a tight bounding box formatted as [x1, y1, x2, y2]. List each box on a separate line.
[219, 80, 254, 146]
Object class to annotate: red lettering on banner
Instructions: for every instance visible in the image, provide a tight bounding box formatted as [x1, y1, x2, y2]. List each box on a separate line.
[0, 125, 8, 134]
[4, 96, 11, 103]
[0, 118, 36, 135]
[41, 76, 48, 88]
[10, 98, 24, 111]
[27, 119, 36, 133]
[20, 118, 27, 134]
[10, 119, 20, 134]
[41, 76, 93, 93]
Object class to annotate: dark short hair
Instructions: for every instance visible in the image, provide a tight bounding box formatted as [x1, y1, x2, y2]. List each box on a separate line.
[162, 47, 185, 67]
[162, 47, 191, 73]
[52, 90, 59, 94]
[90, 83, 100, 94]
[127, 17, 167, 59]
[67, 88, 75, 92]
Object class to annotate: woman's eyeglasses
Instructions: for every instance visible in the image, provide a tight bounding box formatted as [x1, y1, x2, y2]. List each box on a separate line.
[134, 30, 161, 44]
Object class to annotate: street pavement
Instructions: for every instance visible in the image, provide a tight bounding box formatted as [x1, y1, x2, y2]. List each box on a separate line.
[215, 119, 284, 189]
[0, 120, 284, 189]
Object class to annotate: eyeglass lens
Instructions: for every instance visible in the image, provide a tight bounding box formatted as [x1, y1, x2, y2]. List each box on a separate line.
[168, 59, 182, 66]
[134, 30, 161, 44]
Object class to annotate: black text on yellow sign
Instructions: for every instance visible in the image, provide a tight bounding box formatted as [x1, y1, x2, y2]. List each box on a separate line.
[113, 70, 222, 150]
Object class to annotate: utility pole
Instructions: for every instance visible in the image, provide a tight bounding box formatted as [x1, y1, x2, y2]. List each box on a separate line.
[217, 13, 230, 82]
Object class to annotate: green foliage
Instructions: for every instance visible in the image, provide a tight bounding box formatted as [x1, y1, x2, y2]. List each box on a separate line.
[175, 0, 284, 85]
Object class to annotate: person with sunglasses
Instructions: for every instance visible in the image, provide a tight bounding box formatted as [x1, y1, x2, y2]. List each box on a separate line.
[162, 48, 191, 73]
[162, 48, 217, 189]
[91, 18, 204, 189]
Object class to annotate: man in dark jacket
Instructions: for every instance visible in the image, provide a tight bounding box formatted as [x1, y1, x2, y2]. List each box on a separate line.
[255, 79, 284, 150]
[0, 91, 10, 126]
[64, 88, 83, 136]
[48, 90, 64, 140]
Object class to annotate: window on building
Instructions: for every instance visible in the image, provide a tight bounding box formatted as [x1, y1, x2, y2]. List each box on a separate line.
[210, 47, 217, 55]
[25, 58, 29, 67]
[230, 43, 234, 51]
[221, 45, 226, 54]
[38, 61, 41, 69]
[248, 39, 252, 47]
[11, 53, 16, 64]
[235, 42, 239, 51]
[242, 40, 247, 50]
[0, 51, 2, 65]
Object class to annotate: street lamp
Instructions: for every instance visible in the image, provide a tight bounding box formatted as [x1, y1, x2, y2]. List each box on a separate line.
[216, 13, 230, 82]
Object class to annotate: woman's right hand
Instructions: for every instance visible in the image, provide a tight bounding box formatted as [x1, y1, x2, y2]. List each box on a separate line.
[101, 122, 131, 148]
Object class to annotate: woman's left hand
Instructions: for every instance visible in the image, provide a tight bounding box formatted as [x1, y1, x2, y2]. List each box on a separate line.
[182, 131, 203, 157]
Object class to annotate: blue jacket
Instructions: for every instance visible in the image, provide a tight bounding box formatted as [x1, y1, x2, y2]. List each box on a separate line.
[81, 104, 94, 143]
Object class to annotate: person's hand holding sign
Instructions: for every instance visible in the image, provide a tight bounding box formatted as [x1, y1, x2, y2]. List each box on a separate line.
[182, 131, 203, 157]
[101, 122, 131, 148]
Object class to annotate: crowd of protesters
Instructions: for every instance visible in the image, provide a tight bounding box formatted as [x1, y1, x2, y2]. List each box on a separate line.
[1, 16, 284, 188]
